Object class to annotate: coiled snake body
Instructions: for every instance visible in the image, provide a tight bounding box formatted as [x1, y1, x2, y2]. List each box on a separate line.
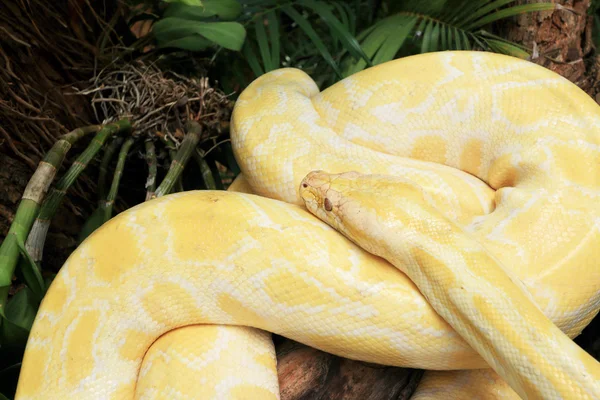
[15, 51, 600, 399]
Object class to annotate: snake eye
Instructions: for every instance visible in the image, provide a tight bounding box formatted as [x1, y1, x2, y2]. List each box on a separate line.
[324, 198, 333, 211]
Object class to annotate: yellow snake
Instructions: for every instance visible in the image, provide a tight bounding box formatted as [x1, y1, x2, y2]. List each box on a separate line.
[14, 51, 600, 399]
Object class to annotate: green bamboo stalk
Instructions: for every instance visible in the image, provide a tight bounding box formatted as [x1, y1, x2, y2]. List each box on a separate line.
[0, 125, 102, 314]
[202, 152, 225, 191]
[157, 134, 185, 195]
[104, 137, 135, 219]
[25, 119, 131, 266]
[154, 121, 202, 198]
[144, 139, 158, 201]
[193, 149, 217, 190]
[98, 137, 125, 202]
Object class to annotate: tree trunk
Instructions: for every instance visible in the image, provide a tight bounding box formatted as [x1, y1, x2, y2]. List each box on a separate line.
[276, 340, 422, 400]
[502, 0, 599, 96]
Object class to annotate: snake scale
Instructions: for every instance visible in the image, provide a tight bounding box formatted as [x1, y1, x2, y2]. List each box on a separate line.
[14, 51, 600, 399]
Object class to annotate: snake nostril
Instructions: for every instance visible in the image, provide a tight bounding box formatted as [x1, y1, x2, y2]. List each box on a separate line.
[324, 198, 333, 211]
[302, 183, 308, 188]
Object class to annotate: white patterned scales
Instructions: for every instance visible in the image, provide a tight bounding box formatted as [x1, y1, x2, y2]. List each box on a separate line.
[14, 51, 600, 399]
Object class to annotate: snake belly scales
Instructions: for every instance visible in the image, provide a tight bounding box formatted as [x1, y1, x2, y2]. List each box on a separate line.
[13, 51, 600, 399]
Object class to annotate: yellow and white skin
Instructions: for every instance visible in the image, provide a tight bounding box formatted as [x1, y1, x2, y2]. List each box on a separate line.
[299, 170, 600, 399]
[14, 51, 600, 399]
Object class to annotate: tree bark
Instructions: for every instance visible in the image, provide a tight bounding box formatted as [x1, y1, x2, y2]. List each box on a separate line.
[502, 0, 599, 96]
[276, 340, 423, 400]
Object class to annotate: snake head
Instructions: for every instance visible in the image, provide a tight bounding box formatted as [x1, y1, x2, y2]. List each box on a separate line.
[300, 170, 439, 261]
[299, 170, 384, 255]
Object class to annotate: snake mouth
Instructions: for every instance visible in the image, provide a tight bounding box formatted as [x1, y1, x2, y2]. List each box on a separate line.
[299, 171, 326, 215]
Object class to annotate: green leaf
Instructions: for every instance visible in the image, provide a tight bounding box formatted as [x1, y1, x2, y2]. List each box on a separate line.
[222, 142, 240, 175]
[371, 15, 418, 65]
[414, 17, 427, 37]
[255, 19, 273, 71]
[152, 19, 197, 42]
[344, 15, 403, 76]
[153, 19, 246, 51]
[465, 3, 556, 30]
[78, 206, 108, 244]
[430, 21, 440, 52]
[158, 36, 213, 51]
[355, 18, 378, 42]
[484, 38, 530, 58]
[331, 2, 352, 34]
[440, 24, 448, 50]
[209, 159, 225, 191]
[242, 41, 264, 76]
[15, 237, 43, 299]
[282, 5, 342, 78]
[163, 0, 202, 5]
[470, 33, 489, 50]
[188, 22, 246, 50]
[460, 30, 472, 50]
[195, 152, 218, 190]
[392, 0, 448, 16]
[266, 11, 280, 70]
[456, 0, 516, 27]
[453, 27, 463, 50]
[448, 0, 491, 26]
[477, 29, 529, 49]
[420, 19, 433, 53]
[4, 288, 37, 332]
[164, 1, 242, 20]
[299, 0, 372, 67]
[44, 274, 55, 290]
[1, 287, 39, 347]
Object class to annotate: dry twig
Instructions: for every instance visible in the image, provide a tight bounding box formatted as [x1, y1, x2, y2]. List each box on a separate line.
[73, 60, 233, 143]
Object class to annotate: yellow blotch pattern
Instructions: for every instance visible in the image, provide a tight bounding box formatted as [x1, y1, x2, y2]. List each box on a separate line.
[411, 136, 448, 165]
[64, 310, 101, 387]
[141, 282, 207, 327]
[459, 138, 483, 176]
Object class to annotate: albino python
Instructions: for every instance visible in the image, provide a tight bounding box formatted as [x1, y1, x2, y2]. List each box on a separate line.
[14, 51, 600, 399]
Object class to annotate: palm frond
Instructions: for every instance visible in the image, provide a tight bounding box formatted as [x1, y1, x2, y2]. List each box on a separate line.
[266, 11, 280, 70]
[151, 0, 561, 90]
[342, 0, 557, 76]
[281, 4, 343, 78]
[342, 14, 416, 76]
[254, 17, 274, 71]
[463, 3, 556, 30]
[299, 0, 372, 67]
[242, 40, 264, 77]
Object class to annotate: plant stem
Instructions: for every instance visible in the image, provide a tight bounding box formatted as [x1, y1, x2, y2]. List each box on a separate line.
[104, 136, 135, 219]
[98, 137, 125, 202]
[144, 139, 157, 201]
[154, 121, 202, 198]
[193, 149, 217, 190]
[0, 125, 102, 315]
[24, 119, 131, 266]
[156, 132, 184, 194]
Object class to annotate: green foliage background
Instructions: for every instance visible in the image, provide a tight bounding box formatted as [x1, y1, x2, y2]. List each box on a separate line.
[131, 0, 556, 90]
